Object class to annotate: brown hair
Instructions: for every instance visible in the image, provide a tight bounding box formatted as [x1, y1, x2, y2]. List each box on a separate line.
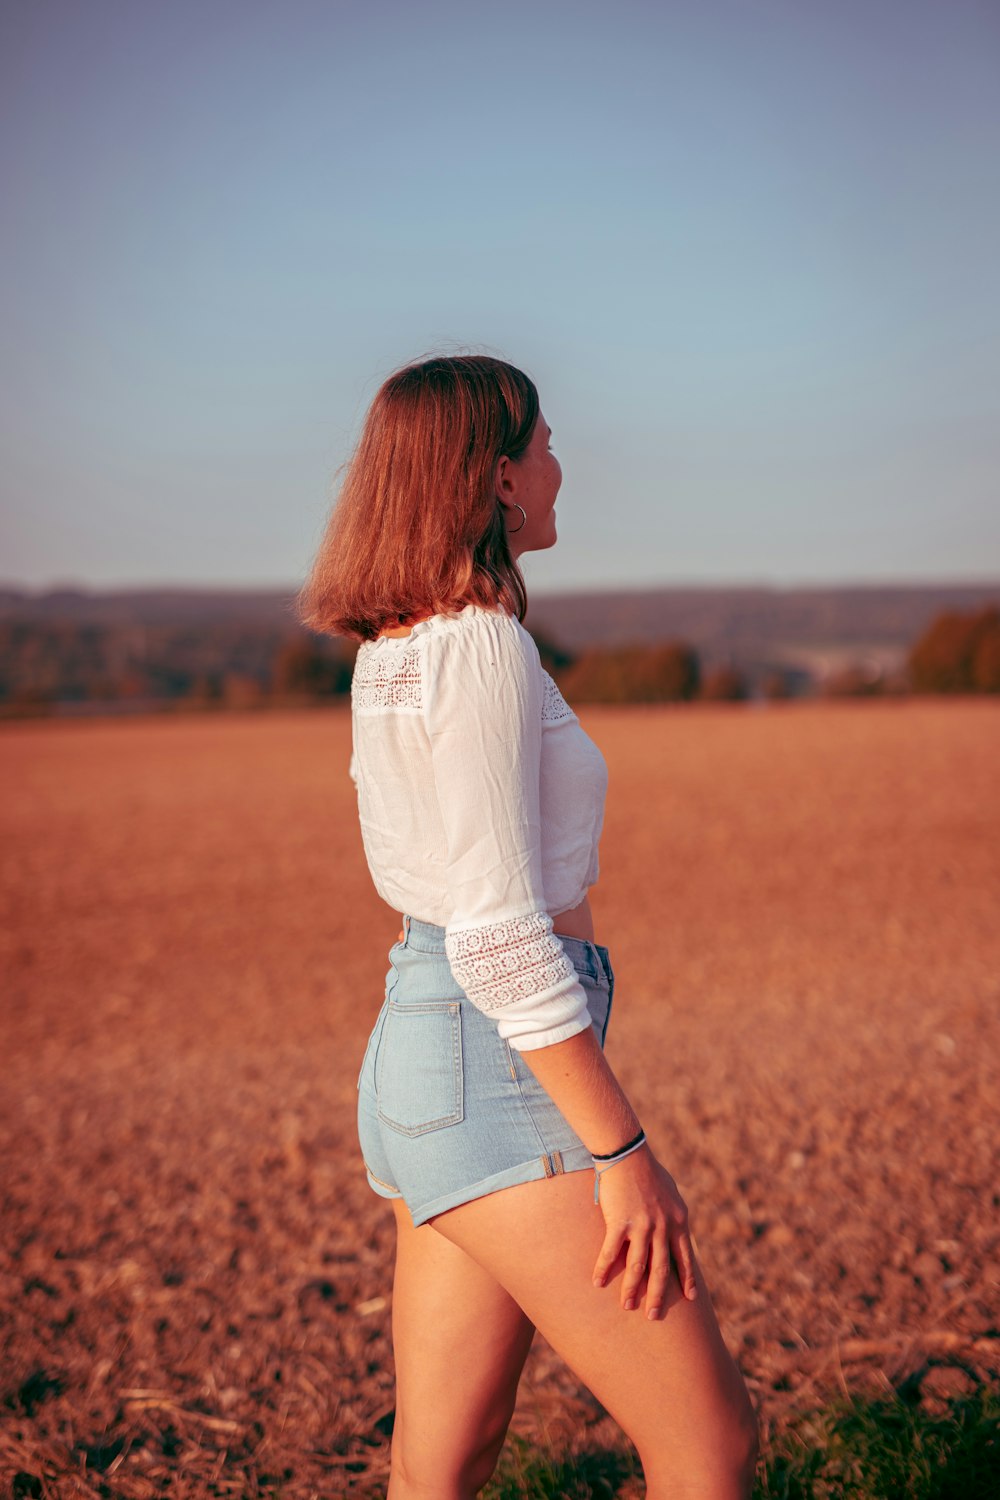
[297, 354, 539, 640]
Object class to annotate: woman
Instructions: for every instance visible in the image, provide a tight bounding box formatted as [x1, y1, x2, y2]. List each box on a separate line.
[298, 355, 757, 1499]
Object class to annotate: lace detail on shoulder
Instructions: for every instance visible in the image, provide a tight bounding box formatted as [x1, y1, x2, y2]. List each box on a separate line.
[445, 912, 577, 1012]
[541, 670, 576, 724]
[352, 641, 423, 712]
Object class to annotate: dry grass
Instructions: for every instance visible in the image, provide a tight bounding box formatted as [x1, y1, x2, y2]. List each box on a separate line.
[2, 698, 998, 1496]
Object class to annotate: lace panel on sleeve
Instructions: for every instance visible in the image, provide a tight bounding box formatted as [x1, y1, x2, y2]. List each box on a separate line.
[352, 641, 423, 712]
[445, 911, 579, 1012]
[541, 670, 576, 724]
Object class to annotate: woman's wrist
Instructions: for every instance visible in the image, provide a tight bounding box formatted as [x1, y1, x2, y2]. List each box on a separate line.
[591, 1126, 646, 1162]
[584, 1109, 642, 1159]
[591, 1128, 648, 1204]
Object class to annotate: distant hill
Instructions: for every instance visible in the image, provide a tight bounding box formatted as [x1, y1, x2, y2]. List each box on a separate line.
[2, 578, 997, 690]
[0, 585, 304, 631]
[525, 581, 1000, 685]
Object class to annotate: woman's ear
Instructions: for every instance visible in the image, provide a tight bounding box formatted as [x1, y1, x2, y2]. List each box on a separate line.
[494, 452, 515, 503]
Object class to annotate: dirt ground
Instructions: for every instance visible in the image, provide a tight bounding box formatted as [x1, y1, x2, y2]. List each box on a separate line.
[2, 698, 998, 1497]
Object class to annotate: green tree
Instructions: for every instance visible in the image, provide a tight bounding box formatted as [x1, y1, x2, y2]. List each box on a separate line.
[908, 604, 1000, 693]
[699, 664, 748, 701]
[559, 642, 700, 703]
[271, 635, 353, 698]
[527, 626, 575, 674]
[973, 620, 1000, 692]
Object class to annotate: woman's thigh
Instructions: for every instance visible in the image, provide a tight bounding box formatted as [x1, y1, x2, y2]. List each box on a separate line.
[429, 1171, 756, 1495]
[389, 1201, 535, 1488]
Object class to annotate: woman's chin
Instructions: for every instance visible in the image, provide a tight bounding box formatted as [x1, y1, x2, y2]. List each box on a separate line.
[515, 522, 558, 557]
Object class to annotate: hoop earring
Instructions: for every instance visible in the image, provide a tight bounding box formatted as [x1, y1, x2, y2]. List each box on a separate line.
[507, 503, 526, 534]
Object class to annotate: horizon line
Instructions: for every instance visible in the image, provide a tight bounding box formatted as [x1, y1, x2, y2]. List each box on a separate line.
[2, 575, 999, 598]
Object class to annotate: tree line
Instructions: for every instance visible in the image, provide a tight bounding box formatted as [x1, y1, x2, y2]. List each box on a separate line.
[0, 603, 997, 718]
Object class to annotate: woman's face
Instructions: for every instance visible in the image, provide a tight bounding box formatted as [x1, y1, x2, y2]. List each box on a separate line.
[497, 411, 562, 557]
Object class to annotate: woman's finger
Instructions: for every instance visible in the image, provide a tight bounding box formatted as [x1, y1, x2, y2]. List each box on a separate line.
[643, 1231, 672, 1321]
[673, 1217, 698, 1301]
[620, 1228, 653, 1311]
[592, 1225, 627, 1288]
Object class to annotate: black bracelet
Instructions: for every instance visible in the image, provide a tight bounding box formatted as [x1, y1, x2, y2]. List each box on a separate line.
[591, 1127, 646, 1162]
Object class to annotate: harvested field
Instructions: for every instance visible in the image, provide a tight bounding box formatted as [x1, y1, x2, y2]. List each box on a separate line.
[2, 698, 998, 1497]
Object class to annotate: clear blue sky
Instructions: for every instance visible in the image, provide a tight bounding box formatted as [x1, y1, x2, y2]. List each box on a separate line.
[2, 0, 998, 593]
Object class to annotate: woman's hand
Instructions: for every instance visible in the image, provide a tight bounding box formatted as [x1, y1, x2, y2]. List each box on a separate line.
[516, 1025, 697, 1319]
[591, 1144, 698, 1320]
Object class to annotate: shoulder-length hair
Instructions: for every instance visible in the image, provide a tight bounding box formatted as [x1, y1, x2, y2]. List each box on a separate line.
[297, 354, 539, 641]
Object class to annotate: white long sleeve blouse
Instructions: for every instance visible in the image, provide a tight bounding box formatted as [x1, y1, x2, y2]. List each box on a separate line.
[349, 603, 608, 1050]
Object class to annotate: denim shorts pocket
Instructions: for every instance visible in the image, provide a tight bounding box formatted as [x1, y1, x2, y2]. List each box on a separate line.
[376, 1000, 464, 1137]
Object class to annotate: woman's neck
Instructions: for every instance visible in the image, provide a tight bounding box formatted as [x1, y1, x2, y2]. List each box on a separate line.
[378, 610, 433, 639]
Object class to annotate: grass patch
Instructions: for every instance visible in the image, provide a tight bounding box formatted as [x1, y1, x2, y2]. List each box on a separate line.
[482, 1388, 1000, 1499]
[760, 1387, 1000, 1499]
[483, 1434, 639, 1497]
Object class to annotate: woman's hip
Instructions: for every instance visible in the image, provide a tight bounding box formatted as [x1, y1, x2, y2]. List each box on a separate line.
[355, 915, 616, 1225]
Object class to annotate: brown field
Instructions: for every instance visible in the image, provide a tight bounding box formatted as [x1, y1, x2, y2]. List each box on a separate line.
[2, 699, 999, 1497]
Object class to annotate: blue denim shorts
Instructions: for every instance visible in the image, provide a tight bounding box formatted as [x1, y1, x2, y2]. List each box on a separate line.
[357, 914, 615, 1226]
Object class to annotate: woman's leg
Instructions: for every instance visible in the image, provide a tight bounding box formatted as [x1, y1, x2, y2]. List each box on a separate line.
[387, 1199, 536, 1499]
[429, 1172, 758, 1500]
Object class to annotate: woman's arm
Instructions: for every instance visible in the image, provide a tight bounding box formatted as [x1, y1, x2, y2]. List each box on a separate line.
[520, 1026, 698, 1321]
[423, 612, 694, 1318]
[425, 613, 596, 1051]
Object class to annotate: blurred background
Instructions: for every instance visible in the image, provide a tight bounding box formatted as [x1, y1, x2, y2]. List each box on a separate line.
[3, 7, 1000, 1497]
[1, 0, 998, 714]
